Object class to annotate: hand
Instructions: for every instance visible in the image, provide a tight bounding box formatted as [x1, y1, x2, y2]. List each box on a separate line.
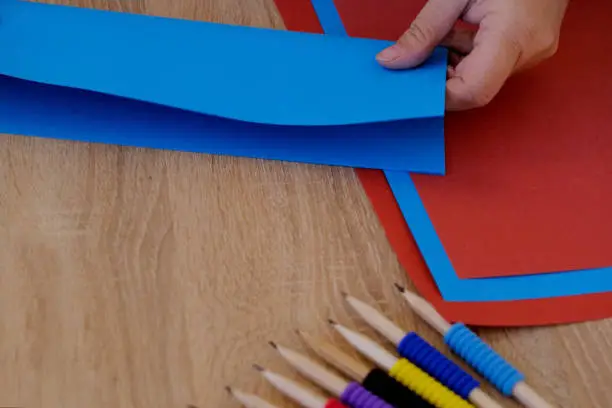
[376, 0, 569, 110]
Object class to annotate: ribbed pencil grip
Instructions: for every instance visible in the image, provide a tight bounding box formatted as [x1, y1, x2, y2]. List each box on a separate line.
[341, 381, 394, 408]
[362, 368, 431, 408]
[325, 398, 348, 408]
[389, 358, 474, 408]
[444, 323, 525, 396]
[398, 332, 479, 399]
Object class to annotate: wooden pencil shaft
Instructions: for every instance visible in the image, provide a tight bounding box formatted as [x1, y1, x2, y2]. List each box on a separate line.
[395, 286, 451, 335]
[468, 388, 504, 408]
[260, 369, 327, 408]
[298, 330, 371, 381]
[331, 322, 397, 371]
[514, 382, 556, 408]
[346, 294, 505, 408]
[229, 388, 282, 408]
[397, 288, 555, 408]
[274, 343, 348, 397]
[344, 294, 405, 345]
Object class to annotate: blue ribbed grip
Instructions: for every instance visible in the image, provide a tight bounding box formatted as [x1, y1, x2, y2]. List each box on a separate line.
[444, 323, 524, 396]
[398, 332, 479, 399]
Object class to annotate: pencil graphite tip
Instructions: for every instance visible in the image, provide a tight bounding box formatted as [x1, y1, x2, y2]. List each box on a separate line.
[399, 287, 421, 302]
[340, 291, 348, 298]
[328, 318, 337, 326]
[394, 283, 405, 293]
[252, 363, 264, 372]
[225, 386, 232, 395]
[268, 341, 278, 349]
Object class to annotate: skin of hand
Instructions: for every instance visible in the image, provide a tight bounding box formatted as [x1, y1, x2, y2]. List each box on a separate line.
[376, 0, 570, 110]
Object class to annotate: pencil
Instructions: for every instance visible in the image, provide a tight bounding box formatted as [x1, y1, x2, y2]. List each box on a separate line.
[297, 329, 433, 408]
[253, 364, 345, 408]
[296, 330, 371, 381]
[394, 285, 555, 408]
[268, 341, 395, 408]
[329, 320, 475, 408]
[342, 293, 502, 408]
[226, 386, 283, 408]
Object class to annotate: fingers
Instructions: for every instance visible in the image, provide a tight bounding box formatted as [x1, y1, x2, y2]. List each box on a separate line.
[448, 51, 465, 68]
[445, 25, 522, 110]
[444, 26, 476, 74]
[376, 0, 469, 69]
[441, 26, 476, 55]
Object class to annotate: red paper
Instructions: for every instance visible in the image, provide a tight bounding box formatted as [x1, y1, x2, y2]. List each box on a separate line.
[274, 0, 612, 326]
[360, 170, 612, 326]
[335, 0, 612, 279]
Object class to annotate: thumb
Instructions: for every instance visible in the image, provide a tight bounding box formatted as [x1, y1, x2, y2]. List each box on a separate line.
[377, 0, 468, 69]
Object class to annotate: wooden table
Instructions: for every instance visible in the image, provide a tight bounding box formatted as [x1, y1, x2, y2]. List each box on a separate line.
[1, 1, 611, 407]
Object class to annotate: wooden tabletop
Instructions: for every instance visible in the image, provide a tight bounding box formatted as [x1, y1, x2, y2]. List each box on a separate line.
[1, 1, 611, 407]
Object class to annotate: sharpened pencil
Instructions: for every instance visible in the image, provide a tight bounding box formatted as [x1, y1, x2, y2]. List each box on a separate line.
[268, 341, 394, 408]
[395, 285, 555, 408]
[341, 293, 503, 408]
[329, 320, 475, 408]
[252, 364, 335, 408]
[296, 330, 370, 381]
[269, 341, 348, 397]
[297, 329, 433, 408]
[226, 386, 283, 408]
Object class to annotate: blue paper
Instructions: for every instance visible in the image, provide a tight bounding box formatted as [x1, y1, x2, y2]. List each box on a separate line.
[306, 0, 612, 302]
[0, 74, 442, 170]
[385, 170, 612, 302]
[311, 0, 348, 36]
[0, 0, 447, 173]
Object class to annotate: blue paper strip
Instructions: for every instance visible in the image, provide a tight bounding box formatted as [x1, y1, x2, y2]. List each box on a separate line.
[385, 170, 612, 302]
[311, 0, 347, 36]
[307, 0, 612, 302]
[0, 0, 447, 173]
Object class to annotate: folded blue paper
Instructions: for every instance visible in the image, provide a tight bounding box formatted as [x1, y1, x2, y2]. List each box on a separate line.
[0, 0, 447, 173]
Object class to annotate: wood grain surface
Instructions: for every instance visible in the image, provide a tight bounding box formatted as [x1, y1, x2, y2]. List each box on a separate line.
[1, 1, 611, 407]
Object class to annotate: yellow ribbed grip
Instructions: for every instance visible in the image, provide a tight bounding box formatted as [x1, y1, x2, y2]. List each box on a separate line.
[389, 358, 475, 408]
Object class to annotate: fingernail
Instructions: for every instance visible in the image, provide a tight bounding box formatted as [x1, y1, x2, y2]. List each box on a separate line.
[376, 45, 403, 62]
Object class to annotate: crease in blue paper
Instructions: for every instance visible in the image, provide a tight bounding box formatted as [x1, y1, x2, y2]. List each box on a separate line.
[384, 170, 612, 302]
[0, 0, 447, 173]
[306, 0, 612, 302]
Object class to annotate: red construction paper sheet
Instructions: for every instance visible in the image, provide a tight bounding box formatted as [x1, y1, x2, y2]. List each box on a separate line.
[336, 0, 612, 279]
[273, 0, 612, 326]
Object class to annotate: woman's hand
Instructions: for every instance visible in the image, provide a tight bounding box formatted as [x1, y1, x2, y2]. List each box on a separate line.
[376, 0, 569, 110]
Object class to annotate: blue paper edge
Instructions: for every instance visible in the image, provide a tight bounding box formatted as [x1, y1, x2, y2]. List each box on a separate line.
[312, 0, 448, 177]
[309, 0, 612, 302]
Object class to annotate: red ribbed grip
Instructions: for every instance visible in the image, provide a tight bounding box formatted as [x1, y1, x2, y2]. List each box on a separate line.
[325, 398, 348, 408]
